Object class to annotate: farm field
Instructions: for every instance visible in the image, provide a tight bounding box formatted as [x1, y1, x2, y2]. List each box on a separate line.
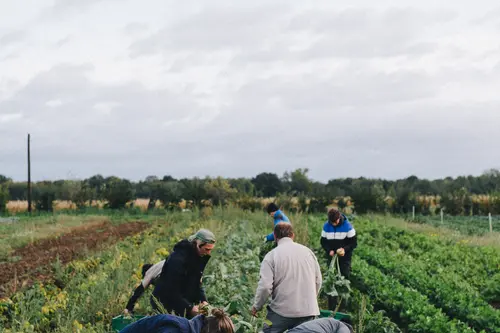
[0, 208, 499, 333]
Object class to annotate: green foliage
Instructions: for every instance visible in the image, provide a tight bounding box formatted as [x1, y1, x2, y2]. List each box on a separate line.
[34, 183, 56, 212]
[481, 273, 500, 305]
[73, 182, 95, 209]
[204, 177, 237, 207]
[251, 172, 283, 197]
[103, 178, 134, 209]
[287, 168, 312, 195]
[347, 180, 385, 214]
[321, 255, 351, 311]
[0, 183, 9, 213]
[151, 181, 185, 209]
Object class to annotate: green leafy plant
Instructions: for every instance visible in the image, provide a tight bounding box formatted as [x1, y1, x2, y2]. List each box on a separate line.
[322, 254, 351, 312]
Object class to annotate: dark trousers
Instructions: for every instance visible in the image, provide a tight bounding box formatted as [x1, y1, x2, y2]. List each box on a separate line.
[263, 306, 315, 333]
[326, 253, 352, 311]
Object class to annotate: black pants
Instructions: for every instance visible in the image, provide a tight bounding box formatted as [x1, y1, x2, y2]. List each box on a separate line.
[325, 253, 352, 311]
[326, 254, 352, 278]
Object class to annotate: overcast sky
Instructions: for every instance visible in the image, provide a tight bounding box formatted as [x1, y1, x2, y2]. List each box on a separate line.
[1, 0, 499, 183]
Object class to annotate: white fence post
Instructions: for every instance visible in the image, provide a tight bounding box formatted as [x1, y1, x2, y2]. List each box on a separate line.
[412, 206, 415, 219]
[489, 213, 493, 233]
[440, 209, 443, 224]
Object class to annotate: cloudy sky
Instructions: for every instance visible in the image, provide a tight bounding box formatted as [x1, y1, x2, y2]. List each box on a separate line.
[1, 0, 499, 182]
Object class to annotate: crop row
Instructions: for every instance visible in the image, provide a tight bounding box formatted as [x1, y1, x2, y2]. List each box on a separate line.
[351, 257, 480, 333]
[356, 244, 500, 332]
[355, 218, 500, 293]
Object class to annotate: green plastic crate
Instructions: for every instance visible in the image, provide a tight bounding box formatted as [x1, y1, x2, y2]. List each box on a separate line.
[319, 309, 350, 320]
[111, 314, 146, 332]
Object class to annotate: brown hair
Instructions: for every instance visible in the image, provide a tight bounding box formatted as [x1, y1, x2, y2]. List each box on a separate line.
[201, 308, 234, 333]
[328, 208, 344, 223]
[273, 222, 294, 239]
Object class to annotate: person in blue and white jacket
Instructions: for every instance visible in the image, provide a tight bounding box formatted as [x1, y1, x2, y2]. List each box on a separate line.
[264, 203, 290, 243]
[320, 208, 357, 278]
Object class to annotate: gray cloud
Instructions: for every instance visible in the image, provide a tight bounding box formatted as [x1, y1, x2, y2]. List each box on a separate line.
[122, 22, 149, 35]
[50, 0, 114, 12]
[53, 35, 71, 48]
[0, 30, 26, 47]
[129, 2, 294, 57]
[0, 62, 211, 180]
[2, 0, 500, 182]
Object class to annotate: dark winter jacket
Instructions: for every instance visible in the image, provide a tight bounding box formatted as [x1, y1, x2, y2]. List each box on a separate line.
[320, 214, 357, 259]
[119, 313, 205, 333]
[151, 240, 210, 317]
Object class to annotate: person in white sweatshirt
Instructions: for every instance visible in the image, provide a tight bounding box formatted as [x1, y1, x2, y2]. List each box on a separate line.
[251, 222, 322, 333]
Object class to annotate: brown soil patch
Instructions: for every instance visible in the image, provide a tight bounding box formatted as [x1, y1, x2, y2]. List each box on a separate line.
[0, 220, 150, 297]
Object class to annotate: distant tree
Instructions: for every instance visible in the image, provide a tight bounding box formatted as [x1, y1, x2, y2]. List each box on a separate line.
[251, 172, 283, 197]
[150, 181, 185, 210]
[33, 182, 56, 212]
[228, 178, 254, 196]
[347, 180, 385, 214]
[0, 183, 9, 213]
[0, 175, 11, 184]
[103, 177, 135, 209]
[145, 175, 159, 183]
[289, 168, 312, 195]
[179, 177, 207, 208]
[205, 177, 237, 206]
[73, 181, 95, 209]
[86, 175, 106, 200]
[162, 175, 176, 182]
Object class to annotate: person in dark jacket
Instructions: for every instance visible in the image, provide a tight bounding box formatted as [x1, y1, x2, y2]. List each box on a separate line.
[119, 308, 234, 333]
[151, 229, 216, 318]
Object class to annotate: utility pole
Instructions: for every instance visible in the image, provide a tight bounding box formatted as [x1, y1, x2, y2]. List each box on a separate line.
[27, 133, 32, 215]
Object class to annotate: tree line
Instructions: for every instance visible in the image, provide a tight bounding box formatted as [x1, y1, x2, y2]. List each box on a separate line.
[1, 168, 500, 215]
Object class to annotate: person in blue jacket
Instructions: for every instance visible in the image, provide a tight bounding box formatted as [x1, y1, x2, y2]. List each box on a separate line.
[119, 308, 235, 333]
[264, 203, 290, 243]
[320, 208, 357, 311]
[320, 208, 357, 278]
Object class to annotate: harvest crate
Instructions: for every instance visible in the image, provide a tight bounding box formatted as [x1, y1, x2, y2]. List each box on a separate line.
[319, 309, 350, 320]
[112, 314, 145, 332]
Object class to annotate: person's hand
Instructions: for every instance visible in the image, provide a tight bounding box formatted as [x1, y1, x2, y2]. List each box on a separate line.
[251, 306, 258, 317]
[200, 301, 209, 307]
[191, 305, 199, 316]
[337, 248, 345, 256]
[123, 309, 131, 317]
[329, 250, 334, 257]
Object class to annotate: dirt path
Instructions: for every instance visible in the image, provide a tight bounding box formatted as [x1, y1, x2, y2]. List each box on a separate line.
[0, 220, 150, 297]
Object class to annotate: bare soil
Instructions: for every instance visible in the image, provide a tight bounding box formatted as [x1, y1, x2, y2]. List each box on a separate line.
[0, 220, 149, 297]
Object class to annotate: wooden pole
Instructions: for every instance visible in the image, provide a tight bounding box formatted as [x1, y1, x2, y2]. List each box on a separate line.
[490, 213, 493, 233]
[27, 133, 32, 215]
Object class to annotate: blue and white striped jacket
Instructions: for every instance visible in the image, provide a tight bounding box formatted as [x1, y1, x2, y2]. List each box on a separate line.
[320, 214, 357, 256]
